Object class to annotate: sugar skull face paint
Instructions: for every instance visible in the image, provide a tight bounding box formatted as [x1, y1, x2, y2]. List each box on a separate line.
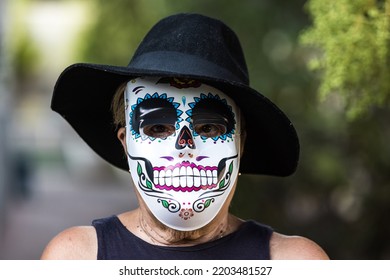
[124, 77, 241, 231]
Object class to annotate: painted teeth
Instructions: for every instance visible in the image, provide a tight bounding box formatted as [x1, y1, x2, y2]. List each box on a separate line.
[153, 167, 218, 188]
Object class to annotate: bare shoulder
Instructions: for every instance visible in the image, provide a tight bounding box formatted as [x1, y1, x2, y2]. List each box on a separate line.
[270, 232, 329, 260]
[40, 226, 97, 260]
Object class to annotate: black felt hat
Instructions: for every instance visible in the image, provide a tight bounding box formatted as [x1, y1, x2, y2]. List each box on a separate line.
[51, 13, 299, 176]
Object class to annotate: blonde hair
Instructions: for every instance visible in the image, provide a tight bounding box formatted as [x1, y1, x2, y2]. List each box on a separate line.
[111, 83, 127, 129]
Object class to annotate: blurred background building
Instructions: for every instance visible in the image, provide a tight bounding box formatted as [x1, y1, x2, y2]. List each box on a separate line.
[0, 0, 389, 259]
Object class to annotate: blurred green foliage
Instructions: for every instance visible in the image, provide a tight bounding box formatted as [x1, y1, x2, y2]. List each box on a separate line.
[11, 31, 40, 80]
[300, 0, 390, 119]
[8, 0, 40, 81]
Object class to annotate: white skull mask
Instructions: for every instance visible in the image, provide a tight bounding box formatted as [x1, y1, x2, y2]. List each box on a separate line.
[124, 77, 241, 231]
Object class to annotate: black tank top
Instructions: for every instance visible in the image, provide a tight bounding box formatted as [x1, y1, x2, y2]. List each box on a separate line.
[92, 215, 273, 260]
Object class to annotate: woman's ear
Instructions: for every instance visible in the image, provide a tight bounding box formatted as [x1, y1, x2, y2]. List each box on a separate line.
[117, 127, 127, 152]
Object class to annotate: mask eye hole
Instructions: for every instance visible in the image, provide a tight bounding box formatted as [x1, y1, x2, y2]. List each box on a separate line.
[194, 123, 227, 138]
[190, 96, 235, 138]
[142, 124, 176, 139]
[131, 96, 178, 138]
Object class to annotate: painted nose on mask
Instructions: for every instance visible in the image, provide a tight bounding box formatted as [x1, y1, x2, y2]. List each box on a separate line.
[175, 126, 196, 150]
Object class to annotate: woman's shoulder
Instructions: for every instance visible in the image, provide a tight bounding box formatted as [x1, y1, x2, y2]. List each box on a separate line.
[40, 225, 97, 260]
[269, 232, 329, 260]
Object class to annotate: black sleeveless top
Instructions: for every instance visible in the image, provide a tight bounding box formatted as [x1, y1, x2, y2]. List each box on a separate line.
[92, 215, 273, 260]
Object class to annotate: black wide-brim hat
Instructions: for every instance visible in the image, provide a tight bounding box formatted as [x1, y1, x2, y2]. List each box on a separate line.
[51, 13, 299, 177]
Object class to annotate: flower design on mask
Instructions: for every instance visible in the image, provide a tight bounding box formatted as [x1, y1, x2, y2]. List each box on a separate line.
[179, 208, 194, 220]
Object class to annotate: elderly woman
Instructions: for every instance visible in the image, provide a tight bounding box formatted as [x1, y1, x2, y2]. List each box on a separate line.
[41, 13, 328, 260]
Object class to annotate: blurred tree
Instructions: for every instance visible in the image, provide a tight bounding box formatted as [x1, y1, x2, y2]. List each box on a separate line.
[300, 0, 390, 119]
[298, 0, 390, 259]
[8, 0, 40, 85]
[78, 0, 171, 64]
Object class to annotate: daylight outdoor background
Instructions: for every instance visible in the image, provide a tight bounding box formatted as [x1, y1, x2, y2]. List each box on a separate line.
[1, 0, 389, 260]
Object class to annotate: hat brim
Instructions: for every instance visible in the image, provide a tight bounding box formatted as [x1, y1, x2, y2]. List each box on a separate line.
[51, 63, 299, 176]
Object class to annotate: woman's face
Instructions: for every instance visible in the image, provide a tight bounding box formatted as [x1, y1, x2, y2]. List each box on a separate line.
[124, 77, 241, 231]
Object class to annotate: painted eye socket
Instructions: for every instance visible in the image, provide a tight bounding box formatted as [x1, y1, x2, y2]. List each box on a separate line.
[194, 123, 227, 138]
[142, 124, 176, 139]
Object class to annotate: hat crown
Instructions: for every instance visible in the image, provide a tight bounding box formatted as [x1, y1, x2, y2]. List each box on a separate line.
[129, 13, 249, 84]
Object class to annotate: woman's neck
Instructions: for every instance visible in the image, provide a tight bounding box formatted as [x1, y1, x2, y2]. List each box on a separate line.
[123, 208, 242, 246]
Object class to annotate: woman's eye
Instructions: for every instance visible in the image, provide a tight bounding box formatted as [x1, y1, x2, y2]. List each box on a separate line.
[194, 123, 226, 138]
[142, 124, 175, 138]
